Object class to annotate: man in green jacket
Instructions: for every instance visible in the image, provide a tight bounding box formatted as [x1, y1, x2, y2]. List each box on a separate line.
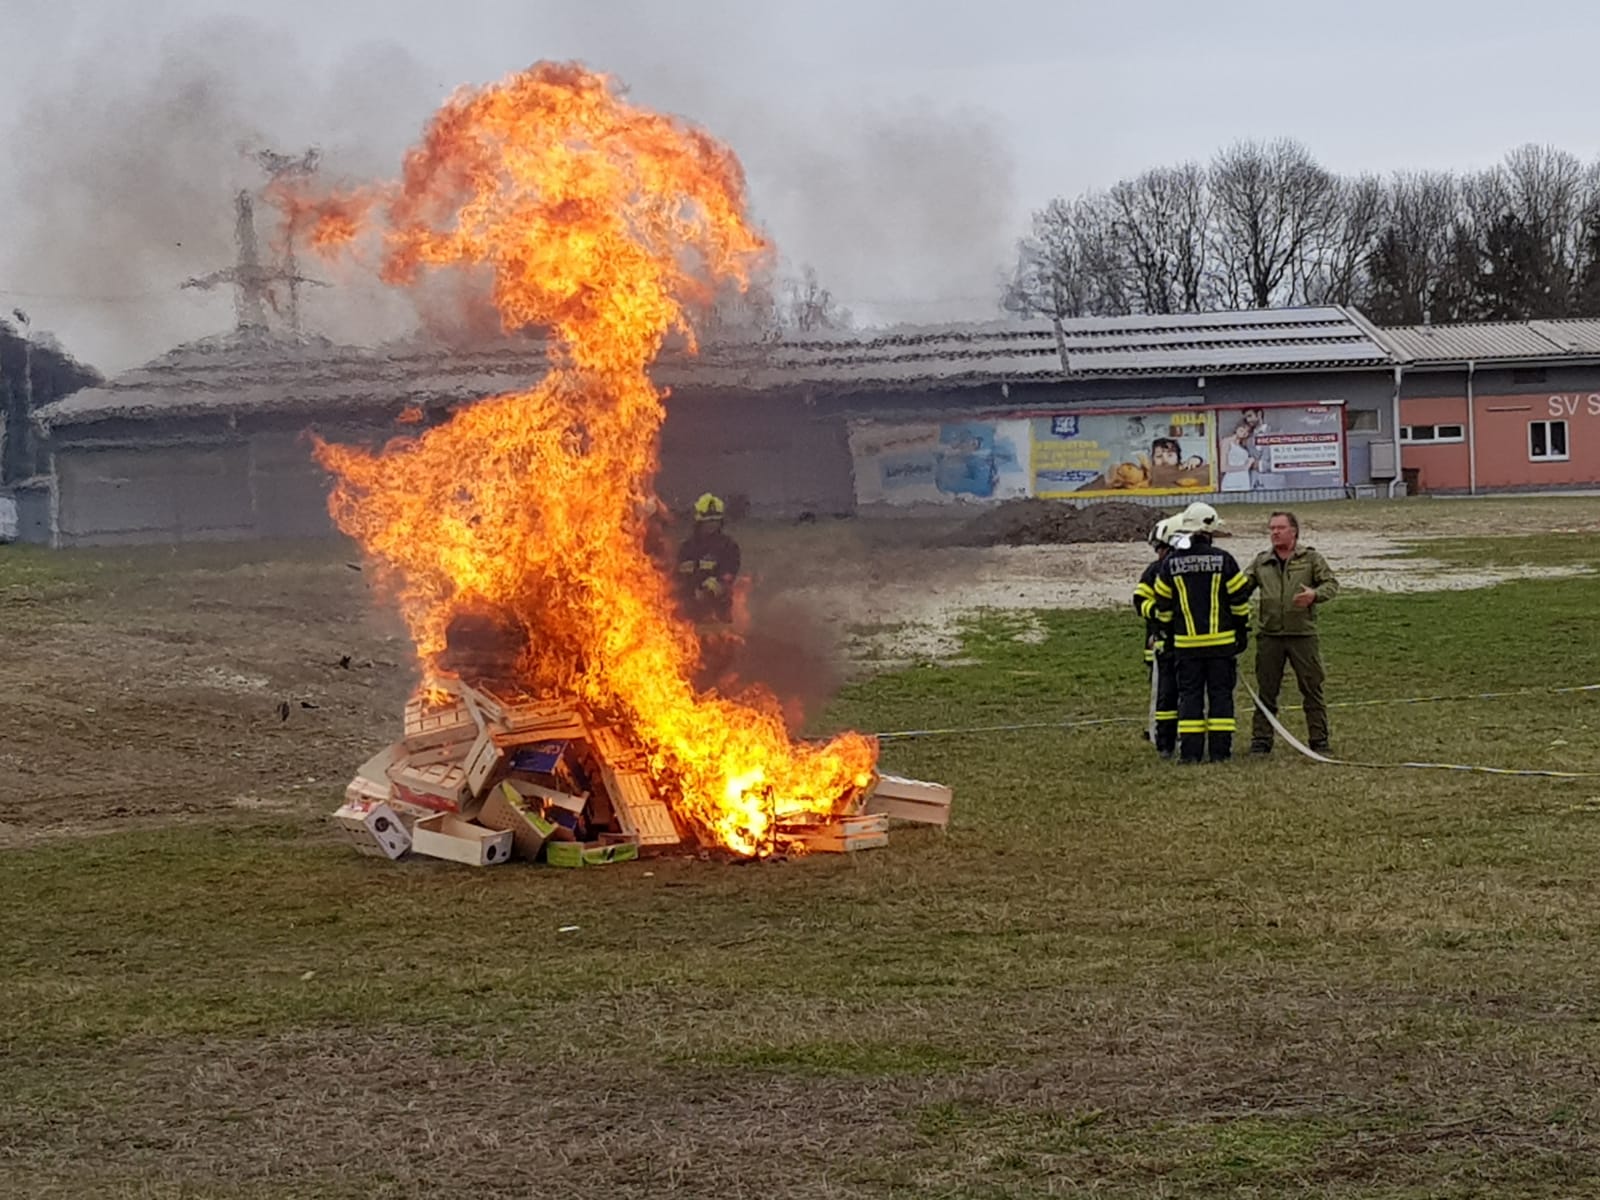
[1247, 511, 1340, 754]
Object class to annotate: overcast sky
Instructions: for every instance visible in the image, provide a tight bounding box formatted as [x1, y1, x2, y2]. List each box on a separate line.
[4, 0, 1599, 372]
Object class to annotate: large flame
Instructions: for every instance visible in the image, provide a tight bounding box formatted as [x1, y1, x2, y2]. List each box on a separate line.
[290, 63, 875, 855]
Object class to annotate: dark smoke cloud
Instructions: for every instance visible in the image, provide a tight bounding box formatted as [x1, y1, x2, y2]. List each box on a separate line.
[0, 11, 1018, 370]
[744, 103, 1017, 327]
[0, 16, 435, 370]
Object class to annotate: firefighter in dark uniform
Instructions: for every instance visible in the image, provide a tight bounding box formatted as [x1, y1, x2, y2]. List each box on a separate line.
[676, 493, 741, 624]
[1152, 503, 1255, 763]
[1133, 516, 1179, 756]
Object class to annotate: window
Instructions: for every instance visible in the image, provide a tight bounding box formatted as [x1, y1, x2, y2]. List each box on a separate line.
[1529, 419, 1569, 462]
[1343, 408, 1379, 432]
[1400, 424, 1466, 443]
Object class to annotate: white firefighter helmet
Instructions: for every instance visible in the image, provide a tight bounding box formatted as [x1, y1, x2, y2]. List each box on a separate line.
[1148, 516, 1175, 548]
[1174, 501, 1224, 535]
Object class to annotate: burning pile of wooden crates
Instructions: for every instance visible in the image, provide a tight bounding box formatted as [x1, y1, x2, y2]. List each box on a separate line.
[332, 679, 952, 867]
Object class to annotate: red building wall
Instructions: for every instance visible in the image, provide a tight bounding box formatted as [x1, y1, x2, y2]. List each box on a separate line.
[1402, 391, 1600, 491]
[1398, 395, 1470, 491]
[1473, 392, 1599, 489]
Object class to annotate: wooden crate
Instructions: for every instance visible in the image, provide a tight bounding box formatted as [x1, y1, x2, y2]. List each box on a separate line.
[402, 695, 477, 751]
[346, 743, 403, 805]
[388, 761, 472, 811]
[600, 766, 681, 847]
[461, 729, 503, 798]
[477, 689, 588, 741]
[589, 724, 650, 771]
[864, 774, 953, 828]
[785, 811, 889, 854]
[405, 735, 475, 768]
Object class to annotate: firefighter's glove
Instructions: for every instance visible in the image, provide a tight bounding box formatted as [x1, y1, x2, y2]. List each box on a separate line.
[700, 577, 725, 597]
[1233, 629, 1249, 656]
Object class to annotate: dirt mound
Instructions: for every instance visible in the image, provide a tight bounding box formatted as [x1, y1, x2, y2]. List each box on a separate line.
[938, 499, 1160, 548]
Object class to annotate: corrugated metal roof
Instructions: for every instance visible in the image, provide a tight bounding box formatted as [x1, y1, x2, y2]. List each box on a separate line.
[1377, 318, 1600, 364]
[1060, 305, 1389, 375]
[35, 306, 1393, 430]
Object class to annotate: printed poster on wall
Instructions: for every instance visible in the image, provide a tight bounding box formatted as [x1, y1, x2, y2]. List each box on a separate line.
[1212, 405, 1344, 492]
[849, 419, 1032, 505]
[1029, 411, 1214, 498]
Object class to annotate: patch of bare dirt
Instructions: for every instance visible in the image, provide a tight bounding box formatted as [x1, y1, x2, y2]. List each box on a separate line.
[5, 499, 1597, 839]
[936, 499, 1157, 547]
[759, 522, 1596, 670]
[0, 551, 415, 841]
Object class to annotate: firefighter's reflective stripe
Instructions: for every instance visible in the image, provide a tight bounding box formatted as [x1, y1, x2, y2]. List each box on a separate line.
[1159, 549, 1255, 650]
[1154, 709, 1179, 720]
[1175, 575, 1198, 634]
[1175, 631, 1236, 648]
[1170, 575, 1234, 648]
[1134, 562, 1166, 661]
[698, 559, 718, 570]
[1177, 719, 1207, 734]
[677, 561, 695, 572]
[1207, 717, 1236, 732]
[1227, 569, 1252, 617]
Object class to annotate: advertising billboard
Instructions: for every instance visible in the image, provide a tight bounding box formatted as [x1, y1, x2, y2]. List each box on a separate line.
[1029, 410, 1215, 498]
[1213, 406, 1344, 492]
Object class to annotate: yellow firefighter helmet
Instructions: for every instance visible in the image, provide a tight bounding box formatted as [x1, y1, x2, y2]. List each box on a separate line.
[693, 493, 726, 522]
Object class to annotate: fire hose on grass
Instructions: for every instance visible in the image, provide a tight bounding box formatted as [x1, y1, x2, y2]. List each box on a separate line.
[864, 679, 1600, 780]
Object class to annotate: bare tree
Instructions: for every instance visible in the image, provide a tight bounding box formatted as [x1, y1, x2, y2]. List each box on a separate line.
[1363, 171, 1465, 323]
[1107, 164, 1210, 313]
[1304, 174, 1387, 306]
[1207, 139, 1340, 308]
[780, 265, 852, 333]
[1003, 195, 1131, 319]
[1503, 144, 1587, 273]
[1003, 137, 1600, 325]
[700, 272, 781, 341]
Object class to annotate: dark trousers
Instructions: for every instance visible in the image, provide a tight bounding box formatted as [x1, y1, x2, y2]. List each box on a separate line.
[1177, 655, 1237, 762]
[1252, 635, 1328, 747]
[1152, 654, 1178, 754]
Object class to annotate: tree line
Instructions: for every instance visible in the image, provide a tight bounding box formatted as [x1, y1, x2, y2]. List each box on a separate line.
[1, 315, 101, 481]
[1004, 140, 1600, 327]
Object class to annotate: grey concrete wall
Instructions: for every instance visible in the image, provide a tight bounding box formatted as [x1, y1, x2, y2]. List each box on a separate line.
[248, 432, 337, 539]
[1400, 362, 1600, 399]
[55, 444, 255, 546]
[659, 396, 855, 516]
[41, 367, 1403, 544]
[13, 481, 52, 545]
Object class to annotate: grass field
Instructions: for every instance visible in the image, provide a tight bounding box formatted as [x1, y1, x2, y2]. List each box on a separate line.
[6, 502, 1600, 1197]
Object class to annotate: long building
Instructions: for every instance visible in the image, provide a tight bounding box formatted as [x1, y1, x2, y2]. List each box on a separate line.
[1379, 319, 1600, 494]
[29, 306, 1404, 547]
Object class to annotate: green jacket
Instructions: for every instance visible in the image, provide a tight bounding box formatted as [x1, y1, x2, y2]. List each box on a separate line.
[1247, 545, 1339, 636]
